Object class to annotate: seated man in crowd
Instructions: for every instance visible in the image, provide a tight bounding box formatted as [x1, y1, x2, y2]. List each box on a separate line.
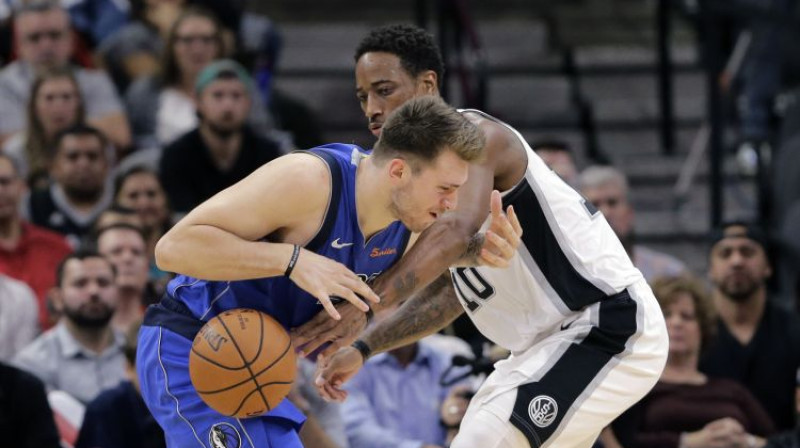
[159, 59, 284, 218]
[0, 0, 130, 150]
[13, 250, 127, 405]
[26, 125, 113, 248]
[700, 222, 800, 432]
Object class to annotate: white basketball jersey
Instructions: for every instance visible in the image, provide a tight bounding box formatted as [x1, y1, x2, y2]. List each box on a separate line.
[450, 110, 644, 354]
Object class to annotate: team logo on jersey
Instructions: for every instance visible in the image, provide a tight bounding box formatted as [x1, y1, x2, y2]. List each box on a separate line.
[369, 247, 397, 258]
[209, 422, 241, 448]
[528, 395, 558, 428]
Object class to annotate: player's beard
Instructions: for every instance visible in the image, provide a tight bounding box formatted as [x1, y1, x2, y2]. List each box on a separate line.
[63, 299, 115, 328]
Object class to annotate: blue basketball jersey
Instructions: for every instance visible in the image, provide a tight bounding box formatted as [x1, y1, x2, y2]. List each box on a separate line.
[165, 144, 411, 329]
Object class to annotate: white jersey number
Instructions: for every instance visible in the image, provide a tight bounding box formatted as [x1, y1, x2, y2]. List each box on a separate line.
[451, 267, 496, 312]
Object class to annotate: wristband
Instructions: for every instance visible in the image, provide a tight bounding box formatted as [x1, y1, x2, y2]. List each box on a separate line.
[284, 245, 300, 278]
[351, 339, 372, 362]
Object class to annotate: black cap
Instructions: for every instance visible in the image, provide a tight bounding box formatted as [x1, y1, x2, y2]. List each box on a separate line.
[708, 220, 768, 250]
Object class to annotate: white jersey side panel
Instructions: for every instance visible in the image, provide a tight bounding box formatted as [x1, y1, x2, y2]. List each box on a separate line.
[451, 110, 644, 354]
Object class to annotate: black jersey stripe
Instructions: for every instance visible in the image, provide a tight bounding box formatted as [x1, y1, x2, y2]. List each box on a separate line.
[502, 180, 607, 311]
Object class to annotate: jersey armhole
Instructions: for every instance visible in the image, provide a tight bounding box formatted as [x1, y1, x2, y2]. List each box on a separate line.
[302, 149, 343, 252]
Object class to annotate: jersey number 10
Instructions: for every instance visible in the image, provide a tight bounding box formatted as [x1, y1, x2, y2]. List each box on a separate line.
[451, 267, 496, 312]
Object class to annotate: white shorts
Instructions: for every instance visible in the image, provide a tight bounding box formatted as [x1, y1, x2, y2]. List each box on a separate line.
[451, 279, 668, 448]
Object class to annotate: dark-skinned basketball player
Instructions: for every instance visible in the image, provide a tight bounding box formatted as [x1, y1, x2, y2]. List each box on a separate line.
[295, 25, 670, 448]
[136, 95, 523, 448]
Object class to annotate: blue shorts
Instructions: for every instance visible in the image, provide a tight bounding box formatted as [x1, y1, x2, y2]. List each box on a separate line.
[137, 300, 306, 448]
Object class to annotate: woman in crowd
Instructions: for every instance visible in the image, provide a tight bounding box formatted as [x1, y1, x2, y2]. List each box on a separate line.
[617, 276, 775, 448]
[3, 68, 85, 188]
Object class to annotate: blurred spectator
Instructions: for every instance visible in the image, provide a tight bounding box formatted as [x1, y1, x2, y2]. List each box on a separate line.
[159, 59, 282, 216]
[2, 67, 85, 189]
[290, 358, 349, 448]
[342, 339, 471, 448]
[113, 166, 172, 283]
[93, 203, 143, 231]
[0, 1, 130, 150]
[579, 165, 687, 282]
[12, 250, 127, 405]
[0, 153, 72, 330]
[532, 139, 578, 187]
[0, 361, 60, 448]
[26, 124, 113, 248]
[96, 0, 183, 92]
[616, 276, 774, 448]
[700, 221, 800, 431]
[95, 223, 154, 332]
[0, 274, 39, 361]
[74, 319, 165, 448]
[125, 7, 277, 150]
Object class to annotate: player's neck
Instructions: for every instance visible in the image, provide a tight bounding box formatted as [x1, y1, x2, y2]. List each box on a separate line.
[355, 156, 395, 239]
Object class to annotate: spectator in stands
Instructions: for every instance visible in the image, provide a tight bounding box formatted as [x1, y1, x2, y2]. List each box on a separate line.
[532, 139, 578, 187]
[114, 166, 172, 283]
[0, 275, 39, 361]
[159, 59, 283, 217]
[342, 339, 471, 448]
[0, 361, 60, 448]
[2, 67, 85, 189]
[700, 221, 800, 431]
[26, 124, 113, 248]
[63, 0, 129, 48]
[93, 204, 143, 232]
[97, 0, 184, 92]
[12, 250, 127, 405]
[74, 319, 165, 448]
[617, 276, 774, 448]
[0, 154, 72, 330]
[123, 7, 231, 147]
[95, 224, 154, 331]
[579, 165, 687, 281]
[0, 1, 130, 150]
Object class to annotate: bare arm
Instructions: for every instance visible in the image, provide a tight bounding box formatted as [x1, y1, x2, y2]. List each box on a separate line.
[363, 274, 464, 354]
[314, 274, 464, 401]
[155, 152, 379, 318]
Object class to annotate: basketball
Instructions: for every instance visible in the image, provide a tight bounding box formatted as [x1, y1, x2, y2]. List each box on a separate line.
[189, 308, 296, 418]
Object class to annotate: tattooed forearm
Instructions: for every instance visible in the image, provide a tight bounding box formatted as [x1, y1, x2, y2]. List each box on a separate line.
[363, 274, 464, 354]
[457, 232, 485, 266]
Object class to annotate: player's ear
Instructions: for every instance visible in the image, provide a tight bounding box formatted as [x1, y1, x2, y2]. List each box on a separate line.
[418, 70, 438, 95]
[387, 158, 409, 182]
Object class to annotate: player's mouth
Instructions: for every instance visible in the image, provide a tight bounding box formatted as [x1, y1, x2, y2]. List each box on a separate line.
[369, 123, 382, 136]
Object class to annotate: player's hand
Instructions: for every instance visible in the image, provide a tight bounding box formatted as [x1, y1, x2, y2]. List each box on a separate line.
[314, 347, 364, 402]
[288, 248, 379, 320]
[479, 190, 522, 268]
[291, 301, 367, 358]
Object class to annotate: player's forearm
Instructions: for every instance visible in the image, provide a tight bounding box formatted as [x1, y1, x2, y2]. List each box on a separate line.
[362, 275, 464, 355]
[155, 224, 293, 280]
[371, 219, 477, 312]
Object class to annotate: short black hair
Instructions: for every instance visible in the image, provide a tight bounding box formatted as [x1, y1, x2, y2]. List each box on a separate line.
[355, 24, 445, 88]
[53, 123, 107, 155]
[55, 250, 115, 287]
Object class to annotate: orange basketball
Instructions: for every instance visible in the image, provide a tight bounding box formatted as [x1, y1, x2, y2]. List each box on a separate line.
[189, 308, 296, 418]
